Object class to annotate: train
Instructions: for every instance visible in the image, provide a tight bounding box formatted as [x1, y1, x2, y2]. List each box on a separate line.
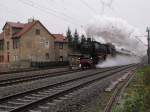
[79, 40, 116, 69]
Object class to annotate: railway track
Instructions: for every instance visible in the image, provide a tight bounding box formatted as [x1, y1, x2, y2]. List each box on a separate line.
[0, 66, 68, 75]
[0, 69, 81, 87]
[0, 64, 136, 112]
[104, 68, 136, 112]
[0, 65, 134, 87]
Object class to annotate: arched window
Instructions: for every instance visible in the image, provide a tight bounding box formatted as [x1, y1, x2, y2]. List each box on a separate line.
[59, 56, 63, 61]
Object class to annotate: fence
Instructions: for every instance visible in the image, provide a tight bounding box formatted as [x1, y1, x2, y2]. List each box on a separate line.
[31, 61, 69, 68]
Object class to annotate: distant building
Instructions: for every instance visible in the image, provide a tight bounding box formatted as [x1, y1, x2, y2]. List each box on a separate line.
[0, 19, 56, 68]
[53, 34, 68, 62]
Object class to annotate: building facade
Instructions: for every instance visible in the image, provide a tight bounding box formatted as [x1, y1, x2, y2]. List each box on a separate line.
[0, 19, 56, 67]
[0, 32, 4, 63]
[53, 34, 68, 62]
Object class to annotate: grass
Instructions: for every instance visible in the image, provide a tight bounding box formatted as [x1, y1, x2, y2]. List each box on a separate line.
[97, 92, 113, 112]
[112, 66, 150, 112]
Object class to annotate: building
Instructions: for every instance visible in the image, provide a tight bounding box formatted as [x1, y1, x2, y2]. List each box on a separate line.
[53, 34, 68, 62]
[0, 19, 56, 68]
[0, 32, 4, 63]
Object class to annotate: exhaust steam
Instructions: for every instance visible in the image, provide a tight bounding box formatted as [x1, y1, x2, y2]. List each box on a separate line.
[85, 15, 146, 67]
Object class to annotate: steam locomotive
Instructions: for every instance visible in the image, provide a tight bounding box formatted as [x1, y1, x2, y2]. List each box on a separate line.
[79, 40, 116, 69]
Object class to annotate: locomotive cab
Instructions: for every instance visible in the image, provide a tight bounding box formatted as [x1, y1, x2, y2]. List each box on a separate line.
[79, 56, 94, 69]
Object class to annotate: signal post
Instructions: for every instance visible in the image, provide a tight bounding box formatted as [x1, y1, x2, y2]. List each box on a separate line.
[147, 27, 150, 64]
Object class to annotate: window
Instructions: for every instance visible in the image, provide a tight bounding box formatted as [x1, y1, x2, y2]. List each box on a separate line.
[7, 41, 9, 50]
[45, 41, 49, 48]
[7, 53, 10, 62]
[14, 55, 18, 61]
[36, 29, 40, 35]
[13, 38, 20, 49]
[0, 40, 4, 50]
[59, 56, 63, 61]
[5, 28, 10, 36]
[45, 53, 50, 60]
[0, 55, 4, 63]
[59, 43, 63, 49]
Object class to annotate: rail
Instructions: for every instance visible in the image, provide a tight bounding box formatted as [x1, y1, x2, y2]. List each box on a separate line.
[0, 64, 136, 112]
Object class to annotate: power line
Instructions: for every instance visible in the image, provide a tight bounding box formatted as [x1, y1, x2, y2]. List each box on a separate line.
[135, 35, 147, 46]
[19, 0, 81, 26]
[0, 3, 24, 19]
[0, 2, 59, 32]
[35, 0, 82, 23]
[80, 0, 97, 15]
[99, 0, 114, 15]
[100, 0, 114, 8]
[46, 0, 84, 22]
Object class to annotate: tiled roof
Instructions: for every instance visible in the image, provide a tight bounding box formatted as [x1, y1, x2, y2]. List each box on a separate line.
[2, 21, 36, 38]
[1, 20, 55, 39]
[13, 22, 36, 37]
[0, 32, 4, 40]
[3, 20, 55, 39]
[53, 34, 68, 43]
[6, 22, 25, 28]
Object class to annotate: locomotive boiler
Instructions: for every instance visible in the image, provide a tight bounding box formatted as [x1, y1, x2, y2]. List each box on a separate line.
[79, 40, 116, 69]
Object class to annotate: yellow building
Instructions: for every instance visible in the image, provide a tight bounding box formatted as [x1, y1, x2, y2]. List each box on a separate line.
[0, 19, 56, 68]
[53, 34, 68, 62]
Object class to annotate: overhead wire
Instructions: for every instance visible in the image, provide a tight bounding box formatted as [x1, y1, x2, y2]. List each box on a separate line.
[36, 0, 82, 23]
[19, 0, 81, 26]
[0, 1, 61, 30]
[0, 3, 24, 19]
[80, 0, 97, 15]
[99, 0, 114, 15]
[135, 35, 147, 46]
[46, 0, 84, 23]
[1, 0, 100, 27]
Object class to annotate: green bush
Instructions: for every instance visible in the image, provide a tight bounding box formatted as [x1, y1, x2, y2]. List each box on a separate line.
[142, 66, 150, 86]
[113, 66, 150, 112]
[142, 66, 150, 110]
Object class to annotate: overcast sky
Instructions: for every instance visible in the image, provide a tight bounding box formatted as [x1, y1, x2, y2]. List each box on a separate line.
[0, 0, 150, 36]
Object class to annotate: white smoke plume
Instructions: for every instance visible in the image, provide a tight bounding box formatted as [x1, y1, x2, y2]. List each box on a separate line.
[96, 55, 141, 68]
[85, 15, 147, 67]
[85, 15, 147, 56]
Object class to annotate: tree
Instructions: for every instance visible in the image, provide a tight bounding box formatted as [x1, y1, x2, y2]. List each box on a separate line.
[73, 29, 79, 50]
[81, 34, 86, 44]
[73, 29, 79, 44]
[66, 27, 73, 47]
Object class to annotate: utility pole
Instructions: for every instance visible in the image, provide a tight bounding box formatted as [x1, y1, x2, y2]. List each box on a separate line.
[147, 27, 150, 64]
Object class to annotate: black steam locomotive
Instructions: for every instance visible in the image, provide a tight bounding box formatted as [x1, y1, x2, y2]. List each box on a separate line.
[79, 40, 116, 69]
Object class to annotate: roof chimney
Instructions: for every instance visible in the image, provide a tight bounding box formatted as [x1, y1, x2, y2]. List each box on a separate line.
[28, 18, 34, 23]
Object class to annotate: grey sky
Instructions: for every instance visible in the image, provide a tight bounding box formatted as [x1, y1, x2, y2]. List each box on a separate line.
[0, 0, 150, 35]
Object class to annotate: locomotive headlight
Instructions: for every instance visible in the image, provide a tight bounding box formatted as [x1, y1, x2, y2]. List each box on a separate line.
[79, 64, 81, 68]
